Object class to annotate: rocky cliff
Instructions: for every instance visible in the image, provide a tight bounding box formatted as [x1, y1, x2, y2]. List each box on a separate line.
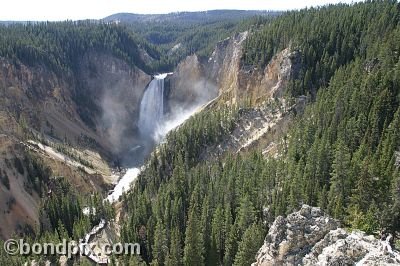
[77, 51, 150, 156]
[253, 205, 400, 266]
[0, 51, 152, 239]
[175, 32, 304, 158]
[167, 54, 217, 113]
[0, 51, 151, 157]
[206, 31, 301, 106]
[206, 32, 248, 105]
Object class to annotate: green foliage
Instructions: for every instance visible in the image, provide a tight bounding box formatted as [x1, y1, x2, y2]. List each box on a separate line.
[183, 192, 204, 266]
[4, 175, 115, 263]
[0, 240, 25, 265]
[0, 21, 155, 74]
[3, 2, 400, 265]
[243, 0, 400, 97]
[120, 106, 271, 264]
[166, 228, 183, 266]
[24, 153, 52, 196]
[54, 144, 94, 169]
[122, 1, 400, 264]
[233, 223, 265, 266]
[40, 176, 85, 237]
[124, 11, 277, 69]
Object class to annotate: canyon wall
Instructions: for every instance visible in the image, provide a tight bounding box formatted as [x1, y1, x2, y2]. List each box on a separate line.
[0, 51, 151, 238]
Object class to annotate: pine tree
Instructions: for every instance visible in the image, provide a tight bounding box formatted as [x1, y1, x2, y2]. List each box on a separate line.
[328, 139, 351, 219]
[152, 221, 168, 265]
[201, 196, 213, 265]
[166, 228, 183, 266]
[223, 222, 239, 266]
[233, 223, 265, 266]
[211, 205, 225, 264]
[236, 195, 256, 234]
[183, 200, 204, 265]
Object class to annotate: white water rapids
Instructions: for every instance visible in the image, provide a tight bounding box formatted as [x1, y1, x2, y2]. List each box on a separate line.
[105, 168, 141, 203]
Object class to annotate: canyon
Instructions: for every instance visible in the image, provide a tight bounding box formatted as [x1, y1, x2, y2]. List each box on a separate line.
[1, 4, 400, 264]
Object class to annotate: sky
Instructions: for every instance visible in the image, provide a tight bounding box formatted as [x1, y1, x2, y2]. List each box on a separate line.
[0, 0, 363, 21]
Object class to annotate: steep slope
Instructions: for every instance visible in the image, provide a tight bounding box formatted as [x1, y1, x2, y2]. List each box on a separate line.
[0, 20, 241, 242]
[205, 33, 304, 155]
[76, 51, 150, 157]
[206, 32, 301, 105]
[0, 137, 39, 239]
[167, 54, 218, 112]
[118, 2, 400, 265]
[0, 23, 156, 239]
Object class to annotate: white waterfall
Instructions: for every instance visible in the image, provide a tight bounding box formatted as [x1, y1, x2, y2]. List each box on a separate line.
[84, 72, 208, 263]
[138, 74, 166, 139]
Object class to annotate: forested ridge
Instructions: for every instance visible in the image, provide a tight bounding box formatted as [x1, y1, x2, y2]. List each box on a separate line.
[120, 1, 400, 265]
[120, 14, 275, 69]
[0, 13, 261, 265]
[244, 0, 399, 97]
[0, 13, 272, 74]
[0, 21, 159, 74]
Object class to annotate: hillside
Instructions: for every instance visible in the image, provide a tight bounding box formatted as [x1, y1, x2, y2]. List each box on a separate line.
[0, 1, 400, 266]
[0, 15, 246, 261]
[104, 10, 277, 24]
[104, 10, 278, 70]
[118, 1, 400, 265]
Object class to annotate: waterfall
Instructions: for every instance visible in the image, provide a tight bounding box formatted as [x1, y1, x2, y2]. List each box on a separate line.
[138, 74, 166, 138]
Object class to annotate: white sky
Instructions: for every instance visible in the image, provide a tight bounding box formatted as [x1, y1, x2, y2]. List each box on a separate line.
[0, 0, 363, 21]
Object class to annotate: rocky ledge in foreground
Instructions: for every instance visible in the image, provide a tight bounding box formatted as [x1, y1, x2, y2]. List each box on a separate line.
[253, 205, 400, 266]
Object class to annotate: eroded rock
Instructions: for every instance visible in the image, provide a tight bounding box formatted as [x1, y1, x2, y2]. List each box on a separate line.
[253, 205, 400, 266]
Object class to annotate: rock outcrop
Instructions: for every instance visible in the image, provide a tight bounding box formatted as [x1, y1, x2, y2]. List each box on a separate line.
[238, 48, 301, 105]
[194, 33, 305, 159]
[0, 52, 151, 157]
[206, 31, 301, 106]
[253, 205, 400, 266]
[206, 31, 248, 105]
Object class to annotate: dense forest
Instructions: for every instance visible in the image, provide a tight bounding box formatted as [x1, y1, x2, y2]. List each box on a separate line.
[113, 11, 276, 68]
[0, 21, 162, 74]
[120, 1, 400, 265]
[1, 1, 400, 265]
[0, 12, 268, 265]
[0, 11, 273, 74]
[244, 0, 399, 97]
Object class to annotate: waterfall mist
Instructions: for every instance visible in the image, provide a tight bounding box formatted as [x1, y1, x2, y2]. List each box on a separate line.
[99, 71, 216, 167]
[138, 74, 216, 143]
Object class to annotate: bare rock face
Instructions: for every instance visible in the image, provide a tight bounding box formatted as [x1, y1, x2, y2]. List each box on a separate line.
[206, 31, 301, 106]
[0, 52, 151, 156]
[0, 52, 151, 239]
[168, 54, 217, 112]
[253, 205, 339, 266]
[240, 48, 301, 104]
[206, 32, 248, 105]
[253, 205, 400, 266]
[303, 229, 400, 265]
[77, 51, 151, 154]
